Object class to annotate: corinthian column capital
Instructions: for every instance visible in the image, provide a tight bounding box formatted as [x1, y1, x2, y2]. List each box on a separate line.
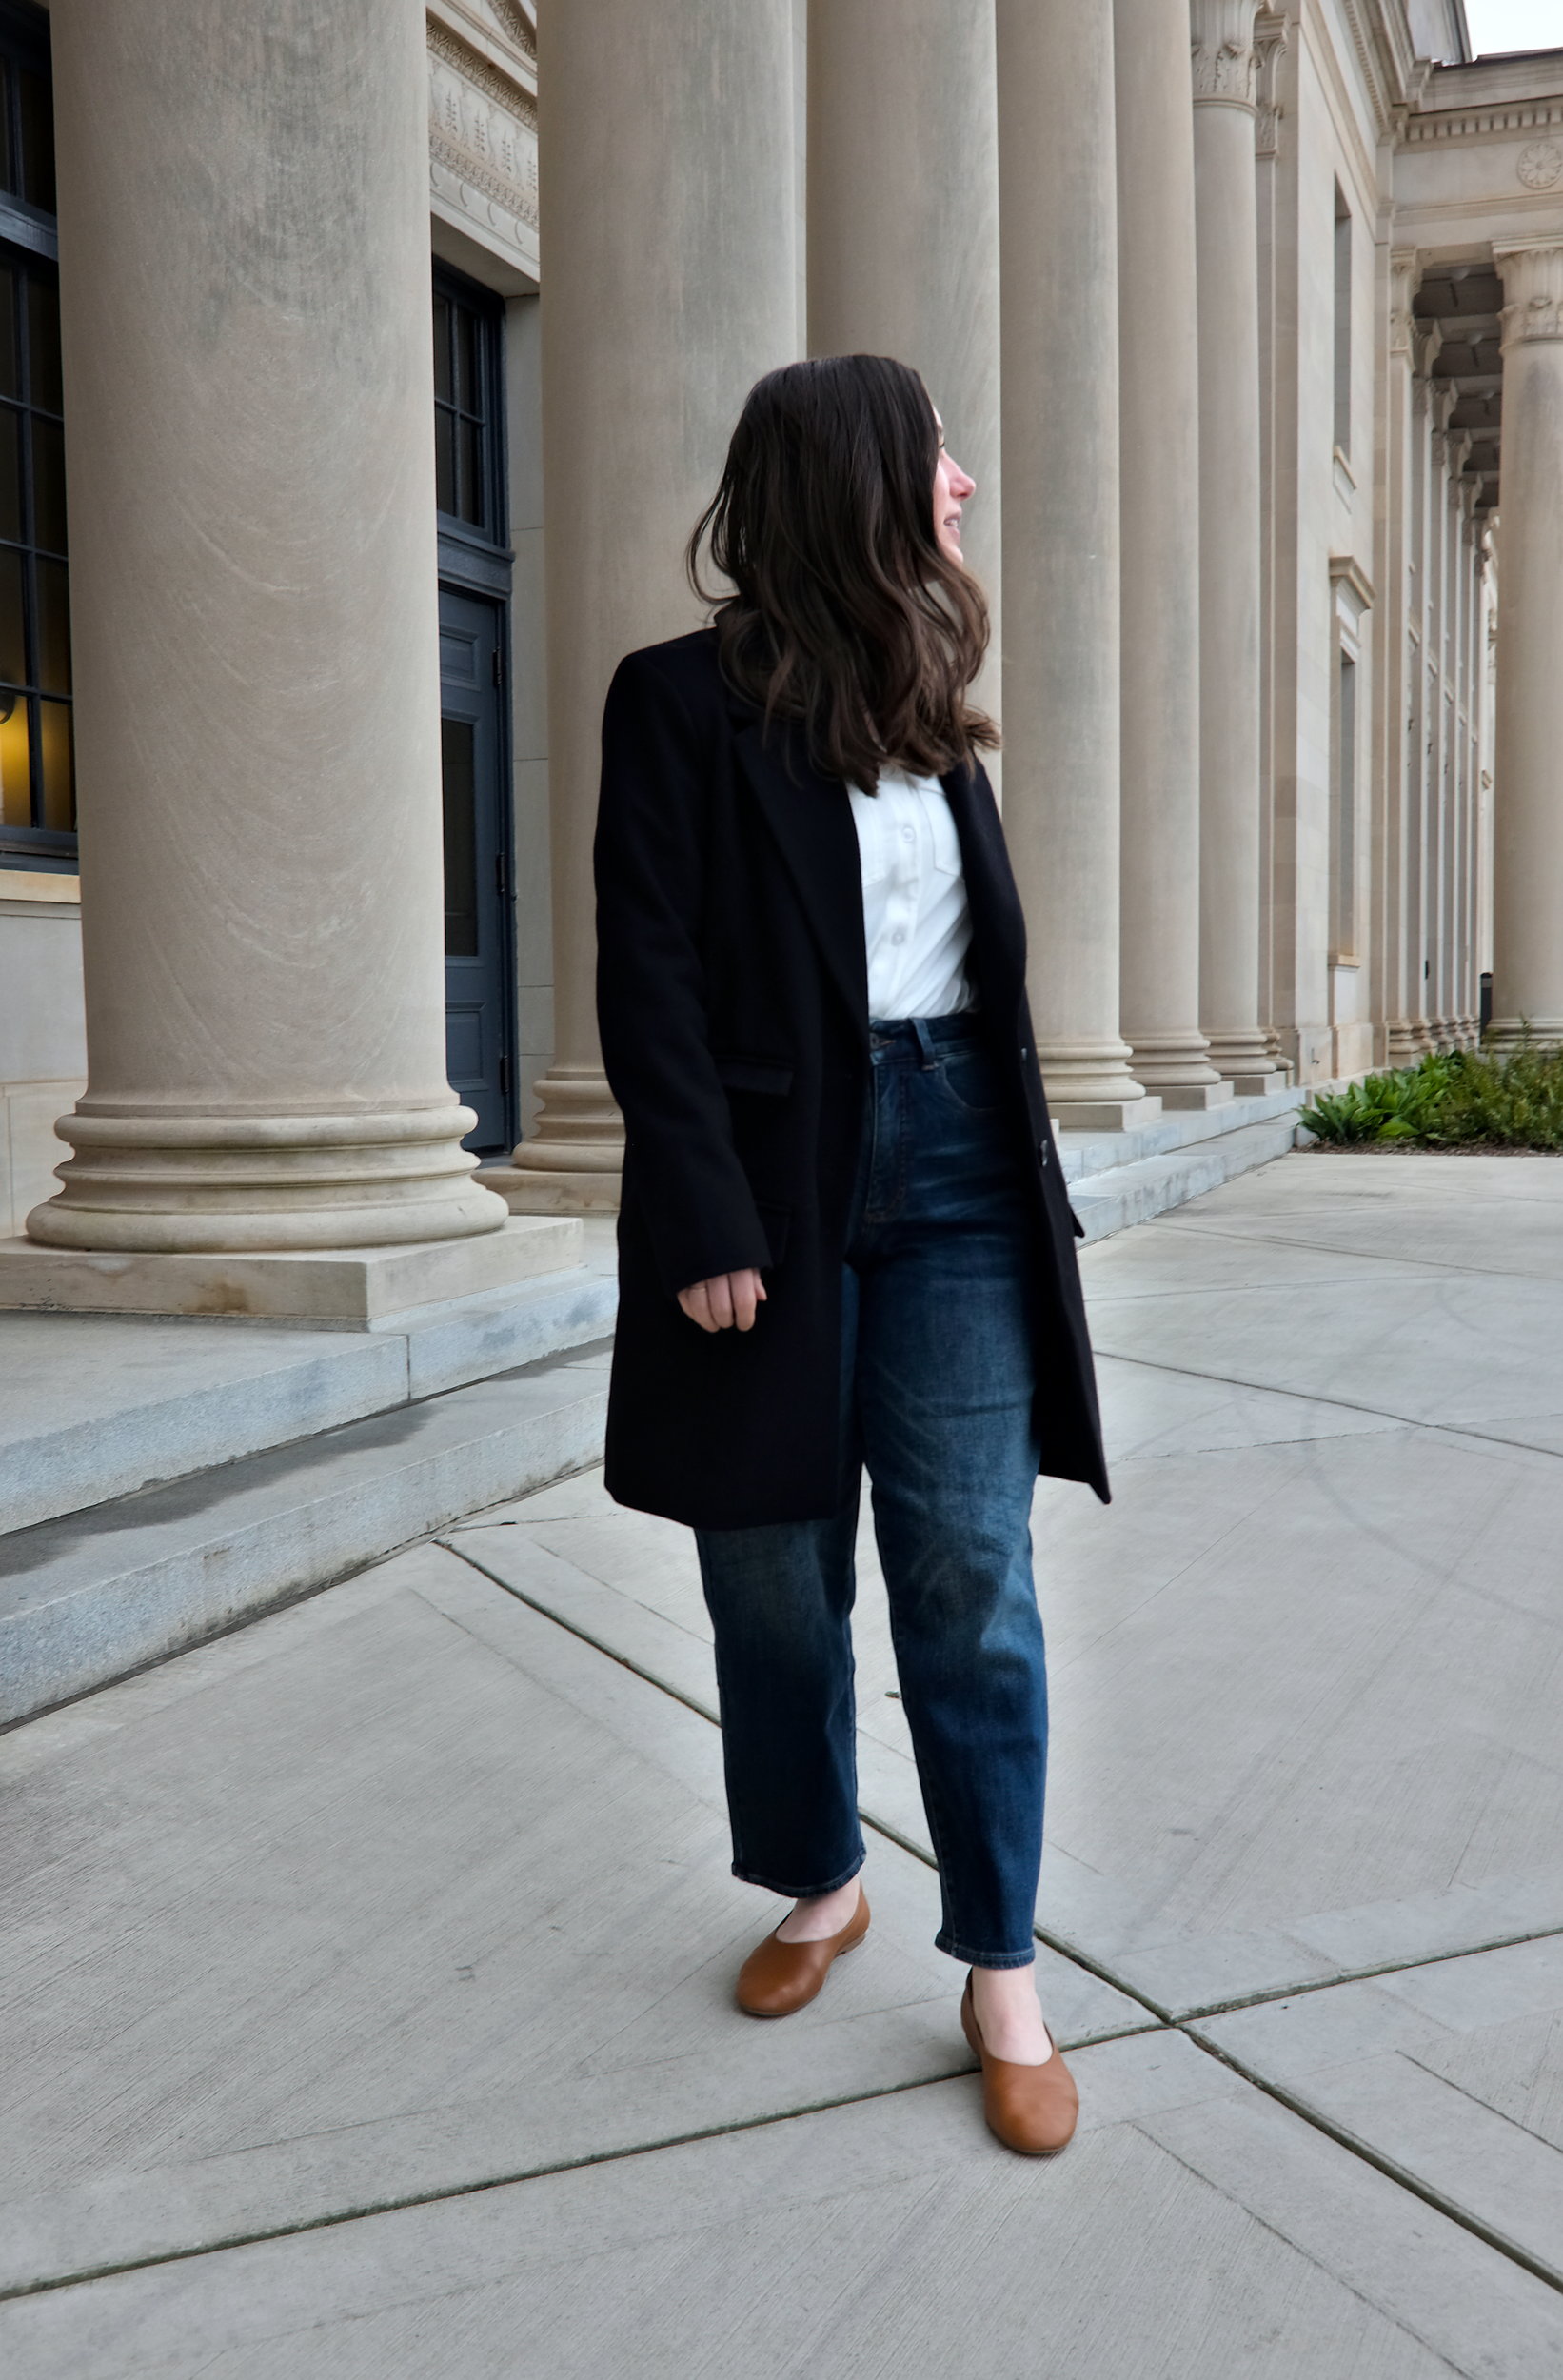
[1190, 0, 1261, 108]
[1495, 240, 1563, 345]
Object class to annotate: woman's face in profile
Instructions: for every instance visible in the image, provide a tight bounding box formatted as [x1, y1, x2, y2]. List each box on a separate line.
[931, 409, 976, 565]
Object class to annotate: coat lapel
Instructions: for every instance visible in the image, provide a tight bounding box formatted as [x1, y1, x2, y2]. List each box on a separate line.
[734, 715, 869, 1041]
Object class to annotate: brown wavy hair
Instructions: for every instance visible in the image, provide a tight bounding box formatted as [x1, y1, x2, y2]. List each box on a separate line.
[686, 355, 999, 791]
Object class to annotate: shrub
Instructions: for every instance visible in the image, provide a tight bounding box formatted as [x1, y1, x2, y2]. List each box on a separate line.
[1299, 1040, 1563, 1151]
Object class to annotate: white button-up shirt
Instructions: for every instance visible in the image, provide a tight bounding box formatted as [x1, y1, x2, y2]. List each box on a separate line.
[847, 764, 974, 1021]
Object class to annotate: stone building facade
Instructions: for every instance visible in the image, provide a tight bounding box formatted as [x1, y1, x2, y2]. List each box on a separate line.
[0, 0, 1559, 1303]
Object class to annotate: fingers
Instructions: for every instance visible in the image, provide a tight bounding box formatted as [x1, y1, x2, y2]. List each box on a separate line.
[677, 1269, 769, 1333]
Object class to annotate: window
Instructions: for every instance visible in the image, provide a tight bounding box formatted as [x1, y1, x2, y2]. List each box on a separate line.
[0, 0, 68, 869]
[1332, 646, 1357, 960]
[1333, 185, 1352, 460]
[432, 265, 505, 545]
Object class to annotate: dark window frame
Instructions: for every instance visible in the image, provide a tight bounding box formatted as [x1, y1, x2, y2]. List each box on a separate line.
[432, 261, 508, 554]
[0, 0, 69, 873]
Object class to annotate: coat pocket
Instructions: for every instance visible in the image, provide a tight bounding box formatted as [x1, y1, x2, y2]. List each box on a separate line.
[714, 1052, 795, 1097]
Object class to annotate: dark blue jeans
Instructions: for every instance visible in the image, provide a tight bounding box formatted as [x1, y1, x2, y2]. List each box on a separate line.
[695, 1011, 1047, 1968]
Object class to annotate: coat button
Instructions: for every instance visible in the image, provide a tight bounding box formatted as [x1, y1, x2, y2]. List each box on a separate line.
[1019, 1044, 1030, 1060]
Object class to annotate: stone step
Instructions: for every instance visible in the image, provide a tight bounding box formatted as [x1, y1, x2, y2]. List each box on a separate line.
[0, 1339, 613, 1727]
[1070, 1114, 1306, 1241]
[1056, 1082, 1307, 1185]
[0, 1253, 620, 1537]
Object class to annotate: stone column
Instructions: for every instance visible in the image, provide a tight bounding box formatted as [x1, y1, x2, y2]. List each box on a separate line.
[1190, 0, 1281, 1093]
[1376, 251, 1423, 1065]
[806, 0, 1002, 753]
[503, 0, 798, 1210]
[1490, 241, 1563, 1046]
[26, 0, 505, 1258]
[1114, 0, 1225, 1107]
[1425, 390, 1456, 1049]
[997, 0, 1156, 1129]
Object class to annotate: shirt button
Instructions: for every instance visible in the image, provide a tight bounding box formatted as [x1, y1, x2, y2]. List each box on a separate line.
[892, 928, 906, 945]
[901, 826, 915, 843]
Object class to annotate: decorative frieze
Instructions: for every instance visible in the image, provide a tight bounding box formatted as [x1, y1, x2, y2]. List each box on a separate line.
[1404, 100, 1563, 145]
[1496, 239, 1563, 343]
[428, 25, 538, 231]
[1190, 0, 1260, 109]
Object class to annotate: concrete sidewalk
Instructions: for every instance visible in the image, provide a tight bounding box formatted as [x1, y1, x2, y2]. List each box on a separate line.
[4, 1152, 1563, 2374]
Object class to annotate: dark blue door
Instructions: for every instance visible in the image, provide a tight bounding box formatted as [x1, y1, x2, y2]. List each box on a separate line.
[439, 587, 513, 1156]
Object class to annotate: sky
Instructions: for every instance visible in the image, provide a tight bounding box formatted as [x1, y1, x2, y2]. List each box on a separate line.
[1464, 0, 1563, 51]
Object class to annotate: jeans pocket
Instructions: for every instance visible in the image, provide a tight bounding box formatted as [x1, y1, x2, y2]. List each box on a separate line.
[933, 1046, 1001, 1116]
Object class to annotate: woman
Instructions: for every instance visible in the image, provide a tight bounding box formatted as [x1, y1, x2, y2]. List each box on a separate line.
[594, 355, 1109, 2156]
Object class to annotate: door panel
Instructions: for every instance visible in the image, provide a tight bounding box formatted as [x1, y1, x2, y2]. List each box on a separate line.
[438, 588, 513, 1155]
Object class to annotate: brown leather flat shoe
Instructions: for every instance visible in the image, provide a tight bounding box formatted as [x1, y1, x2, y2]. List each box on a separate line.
[960, 1973, 1078, 2154]
[735, 1889, 871, 2017]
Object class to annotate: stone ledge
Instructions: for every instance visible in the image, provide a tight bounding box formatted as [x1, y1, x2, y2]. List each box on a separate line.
[0, 1259, 619, 1537]
[0, 1216, 580, 1322]
[0, 1342, 613, 1727]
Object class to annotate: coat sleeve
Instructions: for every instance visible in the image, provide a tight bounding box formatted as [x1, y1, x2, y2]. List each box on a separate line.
[594, 649, 772, 1300]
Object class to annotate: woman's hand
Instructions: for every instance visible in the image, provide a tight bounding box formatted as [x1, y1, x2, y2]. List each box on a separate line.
[678, 1269, 767, 1334]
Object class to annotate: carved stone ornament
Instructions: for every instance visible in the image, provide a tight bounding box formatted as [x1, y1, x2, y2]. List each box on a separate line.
[1517, 138, 1563, 191]
[1390, 248, 1420, 358]
[1254, 10, 1287, 156]
[427, 22, 538, 233]
[1496, 241, 1563, 345]
[1190, 0, 1260, 107]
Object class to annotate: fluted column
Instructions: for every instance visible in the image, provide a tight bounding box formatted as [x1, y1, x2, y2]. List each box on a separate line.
[1114, 0, 1225, 1107]
[505, 0, 798, 1209]
[1190, 0, 1280, 1092]
[22, 0, 505, 1256]
[1490, 241, 1563, 1046]
[997, 0, 1156, 1130]
[807, 0, 1000, 749]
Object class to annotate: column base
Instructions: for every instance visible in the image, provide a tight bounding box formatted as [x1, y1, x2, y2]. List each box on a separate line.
[26, 1101, 505, 1253]
[1215, 1069, 1289, 1098]
[497, 1065, 624, 1213]
[0, 1216, 581, 1322]
[1049, 1093, 1164, 1132]
[481, 1164, 623, 1216]
[1157, 1080, 1236, 1111]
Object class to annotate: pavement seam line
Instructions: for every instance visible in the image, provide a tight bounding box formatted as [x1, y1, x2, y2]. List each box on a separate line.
[0, 2058, 1109, 2305]
[442, 1542, 1563, 2030]
[1180, 2028, 1563, 2303]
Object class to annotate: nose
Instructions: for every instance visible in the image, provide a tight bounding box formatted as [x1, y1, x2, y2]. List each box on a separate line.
[948, 455, 976, 500]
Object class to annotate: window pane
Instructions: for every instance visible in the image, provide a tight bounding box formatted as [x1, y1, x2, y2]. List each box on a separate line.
[32, 414, 66, 552]
[38, 696, 72, 831]
[36, 554, 69, 692]
[458, 418, 483, 526]
[454, 307, 480, 414]
[441, 717, 479, 956]
[432, 293, 452, 405]
[0, 266, 16, 401]
[0, 687, 29, 826]
[0, 545, 24, 683]
[27, 277, 61, 413]
[0, 407, 21, 543]
[434, 406, 455, 516]
[17, 69, 55, 214]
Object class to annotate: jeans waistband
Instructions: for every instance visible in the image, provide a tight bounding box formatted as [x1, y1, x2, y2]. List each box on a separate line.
[868, 1011, 986, 1061]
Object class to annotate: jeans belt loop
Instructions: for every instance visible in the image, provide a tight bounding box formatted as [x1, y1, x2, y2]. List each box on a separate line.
[911, 1016, 938, 1070]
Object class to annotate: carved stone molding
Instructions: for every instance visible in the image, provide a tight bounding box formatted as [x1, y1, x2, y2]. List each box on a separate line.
[1190, 0, 1260, 109]
[1405, 100, 1563, 146]
[1329, 552, 1375, 613]
[1254, 10, 1287, 156]
[427, 17, 538, 247]
[1411, 315, 1443, 377]
[1390, 247, 1421, 358]
[1495, 240, 1563, 344]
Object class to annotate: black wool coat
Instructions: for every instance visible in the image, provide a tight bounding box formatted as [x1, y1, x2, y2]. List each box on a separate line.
[594, 626, 1110, 1529]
